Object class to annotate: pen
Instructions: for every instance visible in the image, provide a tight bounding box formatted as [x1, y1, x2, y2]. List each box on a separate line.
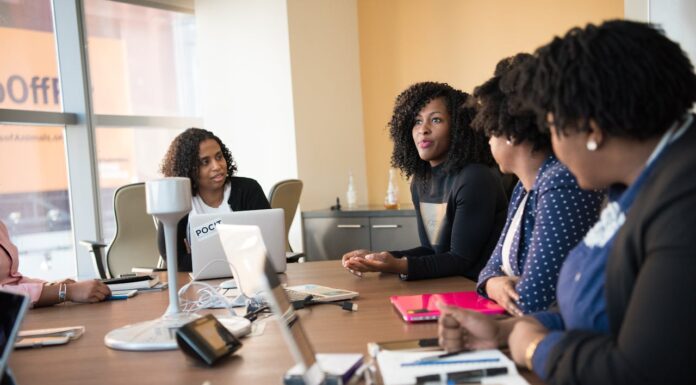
[447, 366, 508, 383]
[414, 349, 470, 363]
[415, 367, 508, 385]
[106, 294, 129, 301]
[401, 357, 500, 367]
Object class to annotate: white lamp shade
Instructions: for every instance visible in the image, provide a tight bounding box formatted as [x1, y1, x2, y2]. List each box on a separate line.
[145, 177, 192, 219]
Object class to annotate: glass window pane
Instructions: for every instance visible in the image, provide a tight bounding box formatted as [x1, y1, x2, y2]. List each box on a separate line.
[0, 0, 62, 112]
[0, 125, 74, 281]
[84, 0, 198, 116]
[96, 127, 183, 241]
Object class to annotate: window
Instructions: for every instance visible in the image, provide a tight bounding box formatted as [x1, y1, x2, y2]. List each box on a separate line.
[83, 0, 199, 242]
[84, 0, 198, 116]
[0, 0, 200, 280]
[96, 126, 183, 240]
[0, 0, 74, 280]
[0, 0, 61, 112]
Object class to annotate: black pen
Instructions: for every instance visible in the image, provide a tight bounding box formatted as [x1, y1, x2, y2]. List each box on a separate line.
[414, 349, 469, 362]
[415, 367, 508, 385]
[447, 366, 508, 383]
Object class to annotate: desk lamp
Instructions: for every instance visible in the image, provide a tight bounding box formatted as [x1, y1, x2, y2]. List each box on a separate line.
[104, 178, 248, 351]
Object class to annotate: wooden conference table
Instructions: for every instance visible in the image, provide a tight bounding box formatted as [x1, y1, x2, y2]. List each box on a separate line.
[9, 261, 543, 385]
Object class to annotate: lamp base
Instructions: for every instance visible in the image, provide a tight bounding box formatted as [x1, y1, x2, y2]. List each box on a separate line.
[104, 313, 251, 351]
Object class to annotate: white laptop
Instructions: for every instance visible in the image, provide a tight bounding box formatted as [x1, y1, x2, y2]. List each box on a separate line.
[216, 224, 363, 385]
[1, 290, 30, 385]
[188, 209, 287, 280]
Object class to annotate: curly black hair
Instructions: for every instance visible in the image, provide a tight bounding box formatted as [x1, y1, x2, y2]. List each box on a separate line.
[160, 127, 237, 196]
[471, 53, 550, 152]
[524, 20, 696, 139]
[389, 82, 494, 180]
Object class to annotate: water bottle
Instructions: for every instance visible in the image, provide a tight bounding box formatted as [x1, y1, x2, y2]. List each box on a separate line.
[346, 172, 357, 209]
[384, 168, 399, 209]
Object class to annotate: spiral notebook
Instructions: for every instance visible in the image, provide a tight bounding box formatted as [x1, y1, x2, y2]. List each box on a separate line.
[390, 291, 505, 322]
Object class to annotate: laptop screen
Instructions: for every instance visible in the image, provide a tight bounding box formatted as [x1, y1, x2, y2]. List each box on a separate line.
[0, 290, 30, 382]
[264, 261, 317, 369]
[217, 224, 320, 381]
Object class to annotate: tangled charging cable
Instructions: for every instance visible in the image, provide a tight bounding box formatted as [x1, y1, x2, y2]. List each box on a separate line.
[178, 259, 264, 315]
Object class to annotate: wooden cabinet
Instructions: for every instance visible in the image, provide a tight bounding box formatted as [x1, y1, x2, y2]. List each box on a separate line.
[302, 206, 419, 261]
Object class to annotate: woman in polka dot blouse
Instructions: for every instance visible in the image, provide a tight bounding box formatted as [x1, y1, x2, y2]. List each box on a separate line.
[471, 54, 604, 315]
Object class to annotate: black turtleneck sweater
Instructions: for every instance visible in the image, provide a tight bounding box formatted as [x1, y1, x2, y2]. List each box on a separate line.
[391, 163, 508, 281]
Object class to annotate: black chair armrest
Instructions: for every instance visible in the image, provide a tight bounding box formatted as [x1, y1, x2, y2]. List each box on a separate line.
[79, 240, 109, 279]
[286, 251, 305, 264]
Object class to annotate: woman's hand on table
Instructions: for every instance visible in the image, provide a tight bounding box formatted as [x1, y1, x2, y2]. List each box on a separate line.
[485, 276, 523, 316]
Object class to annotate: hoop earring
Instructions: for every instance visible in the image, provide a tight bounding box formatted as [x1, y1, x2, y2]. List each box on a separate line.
[586, 140, 598, 151]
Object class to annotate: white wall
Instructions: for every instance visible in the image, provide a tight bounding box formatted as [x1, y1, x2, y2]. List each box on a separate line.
[287, 0, 368, 212]
[649, 0, 696, 67]
[626, 0, 696, 112]
[624, 0, 649, 20]
[195, 0, 368, 252]
[195, 0, 300, 249]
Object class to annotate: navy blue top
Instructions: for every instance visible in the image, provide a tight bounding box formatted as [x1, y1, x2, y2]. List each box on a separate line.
[531, 185, 637, 378]
[477, 156, 603, 313]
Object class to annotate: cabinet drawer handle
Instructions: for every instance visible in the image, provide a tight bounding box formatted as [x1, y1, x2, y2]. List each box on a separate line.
[337, 224, 364, 229]
[372, 224, 400, 229]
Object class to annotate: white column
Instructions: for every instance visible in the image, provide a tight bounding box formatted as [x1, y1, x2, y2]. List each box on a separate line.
[53, 0, 102, 279]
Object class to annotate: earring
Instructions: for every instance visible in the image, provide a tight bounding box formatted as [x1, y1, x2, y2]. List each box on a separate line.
[586, 139, 598, 151]
[506, 140, 512, 146]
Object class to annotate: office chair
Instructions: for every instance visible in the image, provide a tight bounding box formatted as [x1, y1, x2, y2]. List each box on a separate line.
[81, 183, 162, 278]
[267, 179, 304, 263]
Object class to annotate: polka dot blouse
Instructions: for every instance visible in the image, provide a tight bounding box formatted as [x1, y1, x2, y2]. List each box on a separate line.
[477, 155, 604, 314]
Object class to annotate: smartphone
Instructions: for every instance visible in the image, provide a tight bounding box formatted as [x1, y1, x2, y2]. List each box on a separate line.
[15, 336, 71, 349]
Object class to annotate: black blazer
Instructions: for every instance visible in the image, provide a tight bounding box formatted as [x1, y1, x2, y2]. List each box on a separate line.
[545, 117, 696, 384]
[157, 176, 270, 272]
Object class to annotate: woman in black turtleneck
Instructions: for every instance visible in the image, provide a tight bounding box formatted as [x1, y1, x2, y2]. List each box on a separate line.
[342, 82, 507, 281]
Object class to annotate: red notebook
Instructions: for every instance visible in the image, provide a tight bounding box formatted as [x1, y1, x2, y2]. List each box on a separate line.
[390, 291, 505, 322]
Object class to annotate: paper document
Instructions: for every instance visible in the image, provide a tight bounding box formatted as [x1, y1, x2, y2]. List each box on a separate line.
[377, 349, 528, 385]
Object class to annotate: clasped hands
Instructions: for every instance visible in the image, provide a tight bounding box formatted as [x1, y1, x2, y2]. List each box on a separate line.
[341, 249, 408, 276]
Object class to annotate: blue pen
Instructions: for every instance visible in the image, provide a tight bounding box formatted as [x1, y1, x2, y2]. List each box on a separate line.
[401, 357, 500, 367]
[106, 294, 129, 301]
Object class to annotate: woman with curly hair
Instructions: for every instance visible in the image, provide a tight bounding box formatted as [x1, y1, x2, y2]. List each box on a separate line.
[342, 82, 508, 280]
[439, 20, 696, 384]
[157, 128, 269, 271]
[473, 54, 604, 316]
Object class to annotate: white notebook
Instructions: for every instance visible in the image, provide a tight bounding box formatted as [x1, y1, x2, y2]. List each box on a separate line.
[376, 349, 528, 385]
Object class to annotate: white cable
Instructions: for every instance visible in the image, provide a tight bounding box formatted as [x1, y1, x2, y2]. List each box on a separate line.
[177, 258, 265, 315]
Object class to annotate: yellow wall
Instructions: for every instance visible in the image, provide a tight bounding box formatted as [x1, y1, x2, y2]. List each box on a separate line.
[358, 0, 623, 205]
